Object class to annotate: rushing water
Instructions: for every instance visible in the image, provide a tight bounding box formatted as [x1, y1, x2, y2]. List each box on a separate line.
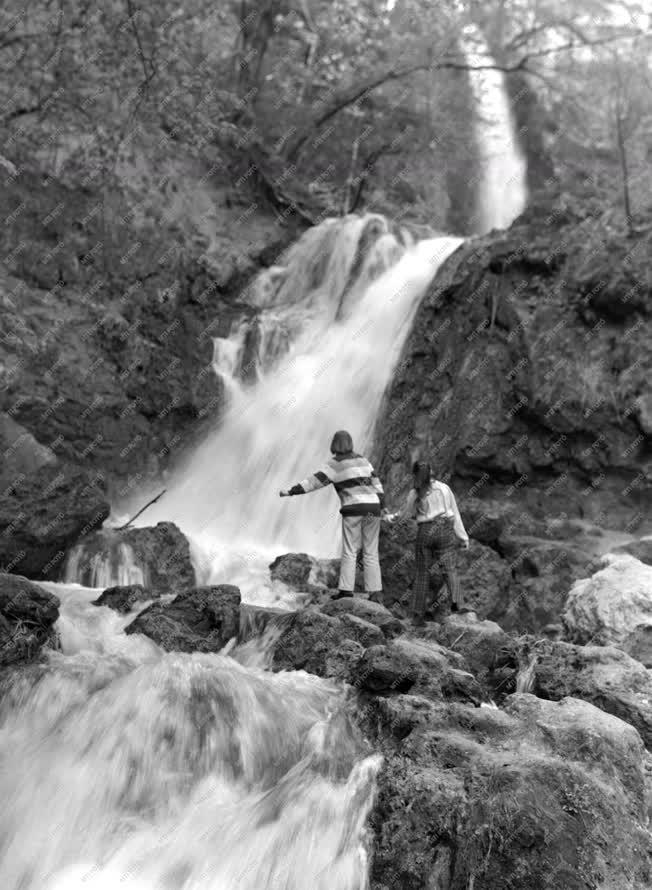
[0, 584, 380, 890]
[133, 218, 463, 586]
[14, 44, 530, 890]
[464, 27, 528, 233]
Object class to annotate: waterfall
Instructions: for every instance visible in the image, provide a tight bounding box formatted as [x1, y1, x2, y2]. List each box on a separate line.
[6, 51, 532, 890]
[464, 26, 528, 233]
[135, 216, 462, 585]
[64, 539, 146, 588]
[0, 584, 380, 890]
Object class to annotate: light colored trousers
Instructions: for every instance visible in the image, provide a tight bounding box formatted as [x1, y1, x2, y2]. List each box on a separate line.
[339, 514, 382, 592]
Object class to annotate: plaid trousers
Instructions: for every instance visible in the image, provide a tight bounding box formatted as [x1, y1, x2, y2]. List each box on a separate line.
[412, 516, 462, 618]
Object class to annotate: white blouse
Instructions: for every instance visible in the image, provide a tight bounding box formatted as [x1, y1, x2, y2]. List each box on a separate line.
[398, 480, 469, 542]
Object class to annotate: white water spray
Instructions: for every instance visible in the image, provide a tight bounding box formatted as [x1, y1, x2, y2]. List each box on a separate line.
[14, 48, 532, 890]
[0, 584, 380, 890]
[136, 217, 463, 584]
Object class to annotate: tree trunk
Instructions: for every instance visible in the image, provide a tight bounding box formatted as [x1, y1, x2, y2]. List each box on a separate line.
[615, 110, 633, 235]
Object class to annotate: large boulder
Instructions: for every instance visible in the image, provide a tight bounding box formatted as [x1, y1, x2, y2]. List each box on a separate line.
[0, 572, 60, 666]
[366, 688, 652, 890]
[563, 553, 652, 666]
[92, 584, 156, 614]
[504, 693, 647, 807]
[0, 461, 109, 581]
[354, 637, 482, 705]
[66, 522, 195, 593]
[269, 552, 339, 591]
[125, 585, 240, 652]
[499, 638, 652, 749]
[269, 608, 364, 680]
[0, 412, 57, 483]
[320, 596, 403, 638]
[431, 612, 511, 698]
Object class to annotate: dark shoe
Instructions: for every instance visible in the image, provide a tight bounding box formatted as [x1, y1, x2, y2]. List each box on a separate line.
[331, 590, 353, 600]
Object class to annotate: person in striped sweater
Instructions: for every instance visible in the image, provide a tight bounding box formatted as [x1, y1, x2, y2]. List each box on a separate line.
[280, 430, 384, 599]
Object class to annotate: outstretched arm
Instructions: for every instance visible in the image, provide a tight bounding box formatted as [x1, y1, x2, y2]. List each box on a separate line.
[280, 467, 332, 497]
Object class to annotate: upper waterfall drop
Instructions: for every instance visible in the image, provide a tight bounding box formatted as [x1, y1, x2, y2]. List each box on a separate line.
[464, 27, 528, 233]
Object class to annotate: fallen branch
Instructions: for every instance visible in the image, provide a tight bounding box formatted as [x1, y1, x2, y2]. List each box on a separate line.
[115, 489, 166, 531]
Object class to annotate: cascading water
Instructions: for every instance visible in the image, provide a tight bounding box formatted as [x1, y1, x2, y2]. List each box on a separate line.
[0, 584, 380, 890]
[464, 26, 528, 233]
[137, 216, 463, 586]
[6, 44, 531, 890]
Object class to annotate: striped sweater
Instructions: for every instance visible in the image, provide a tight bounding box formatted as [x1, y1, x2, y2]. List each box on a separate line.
[288, 451, 385, 516]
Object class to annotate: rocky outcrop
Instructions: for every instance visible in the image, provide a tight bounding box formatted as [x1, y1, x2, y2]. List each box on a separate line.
[92, 584, 156, 614]
[376, 204, 652, 534]
[320, 596, 403, 638]
[497, 637, 652, 748]
[563, 553, 652, 666]
[0, 168, 298, 488]
[0, 457, 109, 581]
[125, 585, 241, 652]
[0, 572, 60, 666]
[268, 552, 339, 592]
[66, 522, 195, 593]
[365, 688, 652, 890]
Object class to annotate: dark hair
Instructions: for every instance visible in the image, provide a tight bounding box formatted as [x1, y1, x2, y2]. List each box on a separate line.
[412, 460, 433, 497]
[330, 430, 354, 455]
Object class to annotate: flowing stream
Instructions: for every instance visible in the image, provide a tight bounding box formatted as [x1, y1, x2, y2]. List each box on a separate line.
[0, 584, 380, 890]
[4, 45, 527, 890]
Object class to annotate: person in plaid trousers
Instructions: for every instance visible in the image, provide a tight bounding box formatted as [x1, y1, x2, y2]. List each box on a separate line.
[387, 460, 470, 625]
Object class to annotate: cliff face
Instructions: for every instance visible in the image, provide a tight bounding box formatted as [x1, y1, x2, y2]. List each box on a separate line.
[0, 167, 300, 497]
[376, 196, 652, 533]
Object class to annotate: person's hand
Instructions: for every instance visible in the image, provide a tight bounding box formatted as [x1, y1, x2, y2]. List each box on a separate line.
[279, 489, 291, 497]
[380, 510, 394, 523]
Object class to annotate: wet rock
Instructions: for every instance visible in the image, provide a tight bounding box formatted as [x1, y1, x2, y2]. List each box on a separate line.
[432, 613, 511, 697]
[68, 522, 195, 594]
[504, 693, 647, 809]
[367, 686, 652, 890]
[376, 212, 652, 534]
[355, 637, 482, 704]
[0, 412, 57, 484]
[0, 572, 60, 666]
[238, 603, 292, 643]
[563, 553, 652, 665]
[92, 584, 155, 614]
[0, 461, 109, 581]
[320, 596, 403, 638]
[356, 644, 419, 695]
[269, 609, 351, 677]
[269, 552, 340, 591]
[529, 640, 652, 748]
[125, 585, 240, 652]
[339, 613, 385, 648]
